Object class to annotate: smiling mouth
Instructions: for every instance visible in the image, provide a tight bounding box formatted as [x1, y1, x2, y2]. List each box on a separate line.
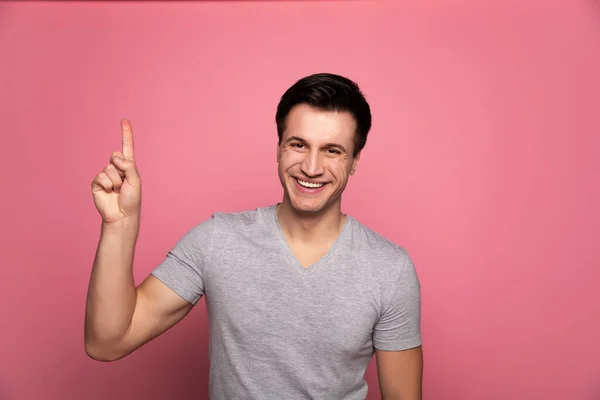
[296, 178, 326, 189]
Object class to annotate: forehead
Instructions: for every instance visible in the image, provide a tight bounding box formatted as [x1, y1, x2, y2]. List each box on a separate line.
[283, 104, 356, 145]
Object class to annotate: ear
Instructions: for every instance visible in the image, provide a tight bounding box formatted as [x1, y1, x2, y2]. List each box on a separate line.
[350, 151, 361, 175]
[276, 141, 281, 163]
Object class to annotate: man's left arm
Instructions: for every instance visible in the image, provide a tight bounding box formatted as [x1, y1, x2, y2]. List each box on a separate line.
[373, 253, 423, 399]
[376, 346, 423, 400]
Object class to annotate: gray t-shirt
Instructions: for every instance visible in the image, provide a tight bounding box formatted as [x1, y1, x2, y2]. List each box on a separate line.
[152, 205, 421, 400]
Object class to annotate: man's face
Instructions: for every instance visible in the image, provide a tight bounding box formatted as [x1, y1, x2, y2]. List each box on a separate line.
[277, 103, 360, 215]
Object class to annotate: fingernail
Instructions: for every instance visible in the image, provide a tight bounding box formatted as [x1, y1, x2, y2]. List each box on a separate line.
[114, 157, 123, 163]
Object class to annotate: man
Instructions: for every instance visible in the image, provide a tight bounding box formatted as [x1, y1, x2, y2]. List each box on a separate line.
[85, 73, 423, 399]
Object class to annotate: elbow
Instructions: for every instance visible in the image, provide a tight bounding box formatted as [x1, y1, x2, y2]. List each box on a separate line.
[84, 337, 125, 362]
[85, 342, 116, 362]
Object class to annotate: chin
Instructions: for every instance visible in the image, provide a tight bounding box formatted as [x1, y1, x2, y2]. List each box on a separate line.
[288, 194, 335, 216]
[292, 203, 325, 215]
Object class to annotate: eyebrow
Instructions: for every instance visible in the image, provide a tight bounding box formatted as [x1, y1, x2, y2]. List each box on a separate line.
[286, 136, 347, 153]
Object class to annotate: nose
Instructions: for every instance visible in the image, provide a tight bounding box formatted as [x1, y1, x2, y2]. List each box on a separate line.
[300, 149, 325, 177]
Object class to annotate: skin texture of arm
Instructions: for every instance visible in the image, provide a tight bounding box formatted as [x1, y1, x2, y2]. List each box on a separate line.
[85, 258, 193, 361]
[84, 205, 194, 362]
[376, 346, 424, 400]
[85, 120, 194, 361]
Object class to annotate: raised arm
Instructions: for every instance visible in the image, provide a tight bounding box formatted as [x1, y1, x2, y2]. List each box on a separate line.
[84, 120, 192, 361]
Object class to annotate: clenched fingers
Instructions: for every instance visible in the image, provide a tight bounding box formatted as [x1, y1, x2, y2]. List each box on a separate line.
[110, 151, 126, 179]
[104, 163, 123, 191]
[92, 172, 114, 192]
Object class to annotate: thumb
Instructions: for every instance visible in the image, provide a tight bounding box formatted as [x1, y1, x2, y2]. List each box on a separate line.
[113, 156, 141, 184]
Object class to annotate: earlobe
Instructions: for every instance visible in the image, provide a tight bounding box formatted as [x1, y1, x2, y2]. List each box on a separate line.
[350, 152, 360, 175]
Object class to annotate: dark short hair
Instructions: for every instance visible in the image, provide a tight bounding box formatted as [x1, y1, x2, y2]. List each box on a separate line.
[275, 73, 372, 156]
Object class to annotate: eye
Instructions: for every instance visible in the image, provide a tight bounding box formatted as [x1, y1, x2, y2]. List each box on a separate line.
[327, 148, 341, 154]
[291, 143, 305, 149]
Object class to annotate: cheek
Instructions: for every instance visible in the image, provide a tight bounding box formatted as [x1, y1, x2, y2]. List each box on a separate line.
[280, 150, 304, 168]
[327, 160, 351, 179]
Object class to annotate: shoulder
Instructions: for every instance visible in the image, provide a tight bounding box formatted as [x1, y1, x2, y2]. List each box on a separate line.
[348, 216, 410, 263]
[210, 205, 274, 232]
[347, 217, 421, 313]
[180, 205, 273, 240]
[347, 216, 417, 279]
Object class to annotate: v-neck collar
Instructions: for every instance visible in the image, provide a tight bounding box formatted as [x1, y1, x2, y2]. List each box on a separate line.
[266, 204, 353, 274]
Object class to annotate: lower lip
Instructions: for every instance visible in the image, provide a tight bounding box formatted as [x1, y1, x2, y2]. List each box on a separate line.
[294, 179, 327, 194]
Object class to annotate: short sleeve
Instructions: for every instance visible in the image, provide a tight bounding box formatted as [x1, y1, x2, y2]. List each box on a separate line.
[373, 254, 422, 351]
[151, 216, 215, 305]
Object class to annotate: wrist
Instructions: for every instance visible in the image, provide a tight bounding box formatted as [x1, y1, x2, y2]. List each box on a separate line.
[101, 216, 140, 237]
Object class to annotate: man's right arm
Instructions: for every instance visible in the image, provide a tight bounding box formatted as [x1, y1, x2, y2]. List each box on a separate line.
[85, 119, 194, 361]
[84, 219, 193, 362]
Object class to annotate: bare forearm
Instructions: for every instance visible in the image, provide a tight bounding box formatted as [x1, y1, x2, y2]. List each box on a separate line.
[376, 347, 423, 400]
[85, 218, 140, 355]
[381, 394, 421, 400]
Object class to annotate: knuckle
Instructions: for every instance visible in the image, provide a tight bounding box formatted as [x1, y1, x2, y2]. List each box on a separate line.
[99, 173, 111, 184]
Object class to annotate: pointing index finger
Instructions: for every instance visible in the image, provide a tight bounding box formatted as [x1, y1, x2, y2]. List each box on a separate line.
[121, 119, 135, 160]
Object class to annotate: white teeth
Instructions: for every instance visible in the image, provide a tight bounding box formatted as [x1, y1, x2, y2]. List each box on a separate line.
[297, 179, 325, 188]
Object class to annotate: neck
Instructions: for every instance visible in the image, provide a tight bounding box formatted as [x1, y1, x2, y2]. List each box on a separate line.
[276, 199, 345, 244]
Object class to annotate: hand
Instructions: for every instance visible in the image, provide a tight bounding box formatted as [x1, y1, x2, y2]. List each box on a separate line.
[91, 119, 142, 224]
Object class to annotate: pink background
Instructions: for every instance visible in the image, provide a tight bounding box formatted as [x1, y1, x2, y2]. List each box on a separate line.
[1, 1, 599, 399]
